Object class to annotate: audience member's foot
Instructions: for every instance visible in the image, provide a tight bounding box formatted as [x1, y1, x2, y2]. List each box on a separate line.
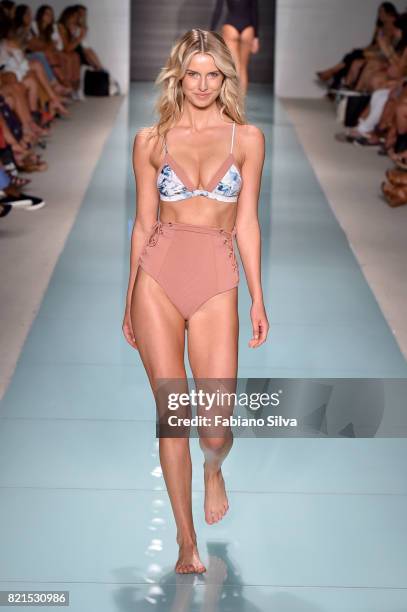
[389, 151, 407, 169]
[381, 181, 407, 207]
[29, 121, 51, 138]
[0, 193, 33, 209]
[17, 157, 48, 173]
[335, 132, 357, 143]
[352, 135, 381, 147]
[0, 203, 12, 218]
[0, 191, 45, 211]
[72, 89, 86, 102]
[50, 98, 70, 116]
[386, 167, 407, 186]
[20, 194, 46, 211]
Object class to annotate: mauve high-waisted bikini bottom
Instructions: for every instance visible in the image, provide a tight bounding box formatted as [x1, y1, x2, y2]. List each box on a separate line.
[137, 220, 239, 321]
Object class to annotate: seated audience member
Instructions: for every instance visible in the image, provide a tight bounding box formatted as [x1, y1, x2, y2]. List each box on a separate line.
[317, 3, 400, 91]
[73, 4, 104, 70]
[30, 5, 74, 91]
[57, 6, 83, 97]
[1, 11, 69, 117]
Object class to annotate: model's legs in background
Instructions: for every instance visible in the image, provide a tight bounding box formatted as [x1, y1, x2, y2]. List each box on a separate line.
[238, 26, 255, 95]
[222, 24, 255, 95]
[222, 24, 241, 85]
[130, 267, 206, 574]
[187, 288, 238, 525]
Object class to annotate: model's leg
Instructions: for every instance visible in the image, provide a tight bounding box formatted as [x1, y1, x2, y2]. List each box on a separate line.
[130, 267, 206, 574]
[239, 26, 255, 95]
[187, 288, 238, 525]
[222, 24, 241, 83]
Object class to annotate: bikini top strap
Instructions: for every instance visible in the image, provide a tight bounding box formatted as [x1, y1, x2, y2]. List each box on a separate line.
[230, 122, 236, 154]
[163, 133, 168, 154]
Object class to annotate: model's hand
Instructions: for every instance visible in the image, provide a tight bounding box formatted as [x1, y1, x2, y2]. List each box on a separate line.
[251, 38, 259, 54]
[122, 309, 138, 350]
[248, 301, 269, 348]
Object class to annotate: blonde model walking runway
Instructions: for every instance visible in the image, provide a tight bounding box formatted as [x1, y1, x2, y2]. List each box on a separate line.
[122, 28, 268, 574]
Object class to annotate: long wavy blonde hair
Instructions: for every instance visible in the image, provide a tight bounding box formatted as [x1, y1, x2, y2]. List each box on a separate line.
[150, 28, 246, 143]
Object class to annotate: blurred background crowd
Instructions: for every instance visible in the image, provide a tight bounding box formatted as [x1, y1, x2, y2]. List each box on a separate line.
[0, 0, 104, 217]
[316, 2, 407, 207]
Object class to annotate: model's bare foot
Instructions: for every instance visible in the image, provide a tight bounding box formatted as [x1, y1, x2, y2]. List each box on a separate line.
[204, 464, 229, 524]
[175, 541, 206, 574]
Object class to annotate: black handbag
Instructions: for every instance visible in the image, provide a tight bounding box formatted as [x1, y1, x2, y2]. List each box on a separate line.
[344, 94, 371, 128]
[84, 69, 110, 96]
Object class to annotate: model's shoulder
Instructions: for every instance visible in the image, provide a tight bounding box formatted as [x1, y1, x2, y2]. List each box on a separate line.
[133, 126, 160, 155]
[134, 125, 158, 146]
[238, 123, 265, 144]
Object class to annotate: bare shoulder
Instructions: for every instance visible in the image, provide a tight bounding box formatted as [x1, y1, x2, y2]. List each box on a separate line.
[238, 123, 265, 146]
[133, 125, 158, 152]
[132, 125, 161, 168]
[237, 124, 265, 165]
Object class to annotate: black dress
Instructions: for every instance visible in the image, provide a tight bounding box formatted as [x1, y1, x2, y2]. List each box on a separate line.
[210, 0, 259, 37]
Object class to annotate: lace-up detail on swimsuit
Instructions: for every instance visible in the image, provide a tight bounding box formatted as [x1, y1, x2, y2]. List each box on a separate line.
[220, 227, 238, 272]
[157, 122, 242, 203]
[138, 220, 239, 321]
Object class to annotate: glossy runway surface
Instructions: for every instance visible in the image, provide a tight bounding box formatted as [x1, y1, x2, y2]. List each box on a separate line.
[0, 84, 406, 611]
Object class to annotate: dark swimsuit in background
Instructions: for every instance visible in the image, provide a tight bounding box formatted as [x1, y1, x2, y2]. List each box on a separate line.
[210, 0, 259, 37]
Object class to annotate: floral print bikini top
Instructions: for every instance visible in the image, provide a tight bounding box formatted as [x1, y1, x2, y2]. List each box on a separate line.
[157, 122, 242, 203]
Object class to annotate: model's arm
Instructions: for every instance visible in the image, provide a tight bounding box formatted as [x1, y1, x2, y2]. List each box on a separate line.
[123, 128, 160, 348]
[235, 124, 269, 348]
[210, 0, 224, 32]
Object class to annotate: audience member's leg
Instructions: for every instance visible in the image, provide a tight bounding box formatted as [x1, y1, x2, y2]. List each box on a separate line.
[355, 60, 387, 91]
[357, 89, 391, 135]
[83, 47, 103, 70]
[344, 58, 366, 87]
[22, 75, 39, 112]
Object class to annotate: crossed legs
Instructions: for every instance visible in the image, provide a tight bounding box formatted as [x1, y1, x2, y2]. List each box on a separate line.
[130, 266, 238, 573]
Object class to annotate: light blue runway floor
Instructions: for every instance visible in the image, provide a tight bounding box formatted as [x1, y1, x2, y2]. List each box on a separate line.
[0, 83, 406, 611]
